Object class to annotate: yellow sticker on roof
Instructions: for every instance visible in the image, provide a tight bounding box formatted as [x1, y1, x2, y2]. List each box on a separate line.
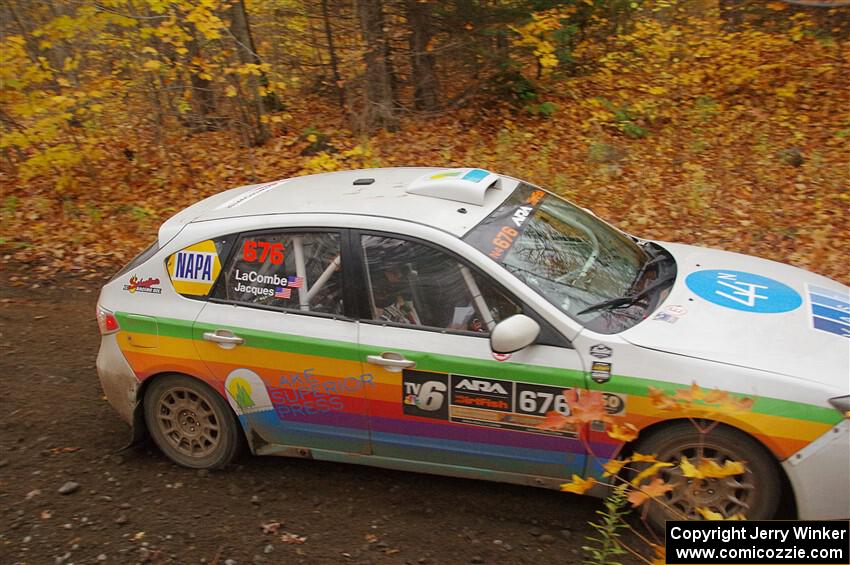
[166, 239, 222, 296]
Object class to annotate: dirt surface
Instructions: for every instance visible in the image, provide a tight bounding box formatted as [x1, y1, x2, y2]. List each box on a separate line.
[0, 277, 644, 565]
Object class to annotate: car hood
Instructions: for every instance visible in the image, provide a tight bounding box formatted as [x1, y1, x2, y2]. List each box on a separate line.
[620, 242, 849, 391]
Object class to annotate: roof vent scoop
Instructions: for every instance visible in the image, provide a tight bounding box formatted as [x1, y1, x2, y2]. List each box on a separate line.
[406, 168, 502, 206]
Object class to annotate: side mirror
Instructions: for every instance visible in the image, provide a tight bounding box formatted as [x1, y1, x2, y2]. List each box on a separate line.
[490, 314, 541, 354]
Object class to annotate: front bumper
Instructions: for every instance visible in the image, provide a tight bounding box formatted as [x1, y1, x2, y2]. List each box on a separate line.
[96, 334, 140, 425]
[782, 418, 850, 520]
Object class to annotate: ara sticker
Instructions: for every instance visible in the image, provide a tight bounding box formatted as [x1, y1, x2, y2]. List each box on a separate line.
[807, 284, 850, 339]
[589, 344, 612, 359]
[166, 240, 222, 296]
[685, 270, 802, 313]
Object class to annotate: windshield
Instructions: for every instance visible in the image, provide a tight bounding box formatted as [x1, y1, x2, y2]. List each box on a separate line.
[464, 183, 668, 333]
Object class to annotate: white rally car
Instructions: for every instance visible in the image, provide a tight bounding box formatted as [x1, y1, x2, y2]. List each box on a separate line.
[96, 168, 849, 526]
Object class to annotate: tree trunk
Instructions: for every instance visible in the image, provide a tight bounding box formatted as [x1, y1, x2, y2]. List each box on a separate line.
[357, 0, 398, 131]
[321, 0, 345, 109]
[186, 30, 218, 132]
[405, 0, 439, 111]
[230, 0, 283, 122]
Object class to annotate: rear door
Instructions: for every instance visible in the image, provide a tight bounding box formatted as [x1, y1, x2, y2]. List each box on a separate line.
[191, 229, 372, 454]
[352, 231, 590, 480]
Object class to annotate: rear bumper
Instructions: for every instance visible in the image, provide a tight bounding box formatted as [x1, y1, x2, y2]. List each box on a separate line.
[96, 334, 140, 425]
[782, 418, 850, 520]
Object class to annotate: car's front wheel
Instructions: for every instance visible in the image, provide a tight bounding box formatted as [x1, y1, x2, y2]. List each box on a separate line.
[144, 374, 244, 469]
[633, 422, 781, 529]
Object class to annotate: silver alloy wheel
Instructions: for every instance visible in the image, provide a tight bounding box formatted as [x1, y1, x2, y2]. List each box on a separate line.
[658, 444, 755, 519]
[155, 387, 221, 458]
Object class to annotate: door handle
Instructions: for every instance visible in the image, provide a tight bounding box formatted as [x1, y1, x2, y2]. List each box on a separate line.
[366, 352, 416, 372]
[203, 330, 244, 349]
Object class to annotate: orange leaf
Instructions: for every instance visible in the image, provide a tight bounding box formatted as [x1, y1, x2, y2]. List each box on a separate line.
[607, 422, 639, 442]
[627, 478, 673, 507]
[721, 396, 754, 413]
[680, 456, 746, 479]
[602, 458, 628, 477]
[651, 543, 666, 565]
[696, 507, 724, 520]
[703, 389, 730, 404]
[631, 461, 674, 485]
[631, 452, 662, 463]
[648, 386, 681, 411]
[280, 532, 307, 544]
[564, 389, 611, 424]
[560, 474, 596, 494]
[674, 381, 704, 402]
[537, 410, 572, 430]
[697, 507, 746, 520]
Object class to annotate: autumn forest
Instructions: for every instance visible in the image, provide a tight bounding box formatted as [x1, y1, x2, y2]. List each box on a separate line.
[1, 0, 848, 283]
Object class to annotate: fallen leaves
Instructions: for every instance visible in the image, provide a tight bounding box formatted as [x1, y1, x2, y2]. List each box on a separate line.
[630, 461, 674, 486]
[280, 532, 307, 544]
[607, 422, 639, 442]
[537, 389, 611, 432]
[602, 458, 629, 477]
[696, 507, 746, 521]
[261, 521, 281, 535]
[627, 478, 673, 508]
[679, 456, 746, 479]
[49, 447, 81, 455]
[649, 382, 755, 416]
[560, 474, 597, 494]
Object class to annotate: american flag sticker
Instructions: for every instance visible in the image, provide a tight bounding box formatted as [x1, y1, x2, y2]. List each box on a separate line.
[287, 275, 304, 288]
[274, 287, 291, 299]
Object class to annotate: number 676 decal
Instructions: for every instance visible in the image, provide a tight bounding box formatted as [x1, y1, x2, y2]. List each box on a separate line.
[243, 240, 285, 265]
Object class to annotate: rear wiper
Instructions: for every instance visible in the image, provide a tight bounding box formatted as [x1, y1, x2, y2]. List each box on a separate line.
[577, 274, 676, 316]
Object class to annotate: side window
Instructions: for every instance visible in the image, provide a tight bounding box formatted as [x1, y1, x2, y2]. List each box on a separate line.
[361, 235, 520, 333]
[214, 231, 343, 315]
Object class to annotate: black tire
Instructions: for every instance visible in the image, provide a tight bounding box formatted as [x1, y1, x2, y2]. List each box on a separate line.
[633, 422, 781, 529]
[144, 374, 244, 469]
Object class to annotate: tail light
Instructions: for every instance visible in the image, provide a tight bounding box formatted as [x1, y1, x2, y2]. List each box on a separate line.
[96, 305, 120, 335]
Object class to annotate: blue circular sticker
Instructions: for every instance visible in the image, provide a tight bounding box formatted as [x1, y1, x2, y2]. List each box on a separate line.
[685, 270, 802, 313]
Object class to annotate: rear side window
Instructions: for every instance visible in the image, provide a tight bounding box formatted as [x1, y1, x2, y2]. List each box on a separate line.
[111, 239, 159, 282]
[165, 237, 233, 298]
[213, 231, 343, 316]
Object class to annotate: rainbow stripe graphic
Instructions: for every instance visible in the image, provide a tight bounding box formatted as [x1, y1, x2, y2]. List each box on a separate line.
[114, 313, 841, 481]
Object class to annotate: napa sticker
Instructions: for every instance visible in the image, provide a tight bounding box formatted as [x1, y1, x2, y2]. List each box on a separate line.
[685, 270, 802, 313]
[166, 240, 222, 296]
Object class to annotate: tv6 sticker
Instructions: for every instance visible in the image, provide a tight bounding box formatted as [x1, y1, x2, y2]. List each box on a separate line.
[402, 370, 448, 420]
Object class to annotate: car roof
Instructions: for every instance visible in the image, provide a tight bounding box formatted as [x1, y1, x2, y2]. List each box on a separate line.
[162, 168, 520, 244]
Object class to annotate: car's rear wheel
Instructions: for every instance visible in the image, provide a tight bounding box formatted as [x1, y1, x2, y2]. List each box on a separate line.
[633, 422, 781, 529]
[144, 374, 244, 469]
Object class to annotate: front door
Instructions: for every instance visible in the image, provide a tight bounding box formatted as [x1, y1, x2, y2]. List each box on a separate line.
[192, 229, 371, 454]
[354, 233, 588, 479]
